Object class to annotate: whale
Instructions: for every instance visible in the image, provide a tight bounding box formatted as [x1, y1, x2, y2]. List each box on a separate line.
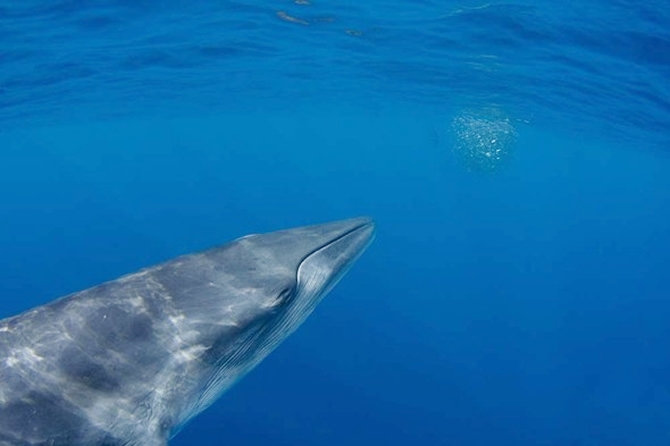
[0, 217, 375, 446]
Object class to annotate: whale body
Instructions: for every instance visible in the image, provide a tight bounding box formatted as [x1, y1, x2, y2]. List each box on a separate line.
[0, 217, 375, 446]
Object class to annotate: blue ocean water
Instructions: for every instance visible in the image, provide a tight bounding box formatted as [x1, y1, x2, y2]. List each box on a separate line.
[1, 0, 670, 445]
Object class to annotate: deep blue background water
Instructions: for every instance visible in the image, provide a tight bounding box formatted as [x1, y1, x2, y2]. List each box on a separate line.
[1, 1, 670, 445]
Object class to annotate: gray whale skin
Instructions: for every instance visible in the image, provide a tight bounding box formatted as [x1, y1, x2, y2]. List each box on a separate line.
[0, 217, 375, 446]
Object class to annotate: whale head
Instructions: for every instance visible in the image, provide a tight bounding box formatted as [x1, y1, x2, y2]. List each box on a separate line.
[156, 217, 376, 432]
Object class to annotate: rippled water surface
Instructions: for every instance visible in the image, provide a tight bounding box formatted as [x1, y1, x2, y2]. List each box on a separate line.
[2, 0, 669, 149]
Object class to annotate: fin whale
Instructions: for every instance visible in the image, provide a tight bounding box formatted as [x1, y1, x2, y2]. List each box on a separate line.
[0, 217, 375, 446]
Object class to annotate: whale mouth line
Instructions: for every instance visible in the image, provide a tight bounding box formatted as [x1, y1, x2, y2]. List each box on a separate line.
[301, 218, 375, 265]
[295, 218, 375, 303]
